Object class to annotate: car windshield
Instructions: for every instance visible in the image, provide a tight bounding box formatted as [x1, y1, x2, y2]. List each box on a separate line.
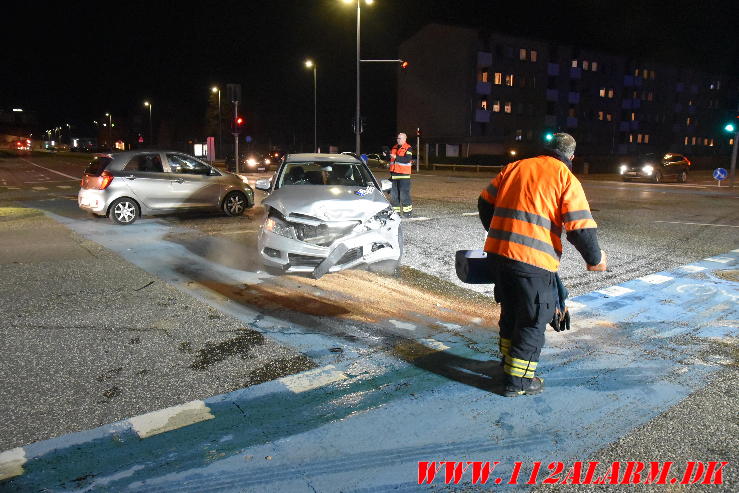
[278, 161, 373, 187]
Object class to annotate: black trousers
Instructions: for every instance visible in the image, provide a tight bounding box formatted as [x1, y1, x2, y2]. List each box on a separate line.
[389, 175, 412, 213]
[491, 260, 556, 389]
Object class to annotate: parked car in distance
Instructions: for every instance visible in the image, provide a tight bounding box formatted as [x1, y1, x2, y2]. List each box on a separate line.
[619, 153, 691, 183]
[254, 153, 401, 278]
[78, 150, 254, 225]
[242, 153, 275, 172]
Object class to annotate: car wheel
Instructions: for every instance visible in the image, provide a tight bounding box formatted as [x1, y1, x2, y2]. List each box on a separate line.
[108, 197, 140, 225]
[678, 170, 688, 183]
[223, 191, 247, 216]
[653, 171, 662, 184]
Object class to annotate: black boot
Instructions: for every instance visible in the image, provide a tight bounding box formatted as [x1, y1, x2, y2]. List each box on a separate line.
[504, 376, 544, 397]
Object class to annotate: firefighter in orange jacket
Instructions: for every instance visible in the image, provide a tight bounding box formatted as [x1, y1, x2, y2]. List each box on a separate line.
[388, 132, 414, 217]
[478, 133, 607, 397]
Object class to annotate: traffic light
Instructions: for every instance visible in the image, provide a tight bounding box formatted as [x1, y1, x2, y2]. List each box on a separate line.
[725, 123, 736, 133]
[233, 116, 245, 134]
[400, 60, 409, 69]
[545, 132, 554, 142]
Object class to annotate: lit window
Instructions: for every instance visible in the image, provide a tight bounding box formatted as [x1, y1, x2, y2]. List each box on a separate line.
[494, 72, 503, 85]
[684, 136, 689, 145]
[631, 112, 636, 121]
[644, 134, 650, 144]
[692, 136, 697, 145]
[642, 69, 648, 78]
[481, 98, 488, 110]
[480, 70, 489, 83]
[608, 89, 614, 98]
[598, 111, 604, 120]
[634, 68, 639, 76]
[637, 134, 643, 144]
[505, 74, 514, 86]
[688, 100, 693, 106]
[504, 101, 512, 113]
[492, 100, 501, 112]
[731, 138, 735, 145]
[515, 129, 523, 141]
[686, 117, 692, 125]
[709, 139, 715, 147]
[599, 88, 606, 97]
[591, 61, 598, 71]
[650, 70, 656, 79]
[531, 50, 538, 62]
[709, 83, 715, 90]
[629, 134, 634, 143]
[520, 48, 527, 60]
[606, 113, 613, 122]
[583, 60, 589, 70]
[703, 138, 708, 145]
[571, 60, 578, 68]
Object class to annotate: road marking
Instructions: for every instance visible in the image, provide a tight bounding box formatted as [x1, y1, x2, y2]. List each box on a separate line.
[638, 274, 673, 284]
[403, 216, 431, 222]
[216, 229, 258, 235]
[461, 212, 478, 216]
[279, 365, 347, 393]
[565, 300, 587, 313]
[128, 400, 215, 439]
[19, 158, 80, 180]
[57, 185, 73, 189]
[705, 256, 733, 264]
[31, 187, 48, 191]
[420, 338, 451, 351]
[597, 285, 634, 297]
[681, 265, 706, 273]
[0, 447, 27, 481]
[655, 220, 739, 228]
[388, 319, 416, 330]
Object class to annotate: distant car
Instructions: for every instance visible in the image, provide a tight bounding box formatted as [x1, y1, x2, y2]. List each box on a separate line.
[365, 153, 389, 169]
[254, 153, 402, 277]
[78, 150, 254, 225]
[619, 152, 691, 183]
[242, 153, 274, 172]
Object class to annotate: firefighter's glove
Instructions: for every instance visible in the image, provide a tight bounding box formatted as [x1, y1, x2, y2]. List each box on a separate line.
[550, 307, 571, 332]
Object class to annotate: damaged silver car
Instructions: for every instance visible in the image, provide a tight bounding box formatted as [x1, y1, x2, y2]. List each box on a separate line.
[254, 153, 402, 278]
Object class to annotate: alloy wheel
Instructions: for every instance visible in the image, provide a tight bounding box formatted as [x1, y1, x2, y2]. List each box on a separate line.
[226, 194, 245, 215]
[114, 201, 136, 223]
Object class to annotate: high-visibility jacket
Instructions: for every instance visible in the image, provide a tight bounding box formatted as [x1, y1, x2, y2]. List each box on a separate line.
[479, 155, 597, 272]
[389, 142, 413, 175]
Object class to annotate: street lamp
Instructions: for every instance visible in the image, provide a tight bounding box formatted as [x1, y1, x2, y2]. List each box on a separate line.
[343, 0, 374, 154]
[305, 59, 318, 152]
[105, 113, 112, 149]
[66, 123, 71, 145]
[724, 122, 738, 186]
[144, 101, 153, 146]
[212, 86, 222, 159]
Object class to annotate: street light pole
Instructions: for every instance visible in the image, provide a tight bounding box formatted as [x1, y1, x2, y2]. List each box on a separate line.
[355, 0, 361, 154]
[305, 60, 318, 152]
[144, 101, 153, 146]
[212, 87, 222, 159]
[105, 113, 112, 149]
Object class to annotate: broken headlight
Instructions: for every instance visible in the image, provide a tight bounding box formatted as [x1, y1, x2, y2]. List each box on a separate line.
[263, 216, 297, 239]
[360, 206, 396, 231]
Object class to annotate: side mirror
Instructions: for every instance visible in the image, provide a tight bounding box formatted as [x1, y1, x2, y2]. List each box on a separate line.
[255, 178, 272, 191]
[380, 179, 392, 192]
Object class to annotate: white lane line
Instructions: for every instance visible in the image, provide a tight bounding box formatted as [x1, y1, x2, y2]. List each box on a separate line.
[420, 338, 451, 351]
[19, 158, 80, 180]
[0, 447, 27, 481]
[216, 229, 258, 235]
[403, 216, 431, 222]
[279, 365, 347, 393]
[638, 274, 673, 285]
[597, 286, 634, 297]
[461, 212, 478, 216]
[389, 319, 416, 331]
[655, 220, 739, 228]
[128, 400, 215, 439]
[57, 185, 73, 189]
[705, 257, 734, 264]
[31, 186, 48, 191]
[681, 265, 706, 273]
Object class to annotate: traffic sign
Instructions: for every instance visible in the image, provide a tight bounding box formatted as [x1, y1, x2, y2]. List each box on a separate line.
[713, 168, 728, 180]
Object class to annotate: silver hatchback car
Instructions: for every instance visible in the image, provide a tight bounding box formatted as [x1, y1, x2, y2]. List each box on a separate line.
[78, 150, 254, 224]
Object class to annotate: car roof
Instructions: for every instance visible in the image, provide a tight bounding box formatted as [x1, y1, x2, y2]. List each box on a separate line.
[285, 153, 362, 163]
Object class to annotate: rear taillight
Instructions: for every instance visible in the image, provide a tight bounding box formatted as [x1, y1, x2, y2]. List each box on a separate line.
[81, 171, 114, 190]
[99, 171, 114, 190]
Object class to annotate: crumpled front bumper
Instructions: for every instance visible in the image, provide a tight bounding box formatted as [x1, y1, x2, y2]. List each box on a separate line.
[257, 218, 401, 275]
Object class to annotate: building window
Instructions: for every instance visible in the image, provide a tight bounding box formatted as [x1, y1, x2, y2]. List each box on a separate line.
[608, 88, 615, 98]
[636, 134, 643, 144]
[644, 134, 650, 144]
[684, 136, 689, 146]
[515, 129, 523, 141]
[546, 101, 556, 114]
[730, 138, 735, 145]
[531, 50, 538, 62]
[480, 70, 489, 83]
[583, 60, 589, 70]
[530, 75, 536, 88]
[634, 68, 639, 76]
[568, 106, 577, 117]
[692, 136, 697, 145]
[597, 111, 604, 121]
[606, 113, 613, 122]
[650, 70, 656, 79]
[492, 100, 501, 112]
[710, 138, 715, 147]
[571, 59, 578, 68]
[629, 133, 634, 143]
[591, 61, 598, 71]
[642, 69, 648, 79]
[520, 76, 526, 88]
[703, 138, 709, 146]
[480, 98, 488, 110]
[504, 101, 512, 113]
[505, 74, 514, 86]
[686, 117, 692, 125]
[599, 88, 606, 97]
[520, 48, 527, 60]
[494, 72, 503, 85]
[631, 112, 637, 121]
[647, 92, 653, 101]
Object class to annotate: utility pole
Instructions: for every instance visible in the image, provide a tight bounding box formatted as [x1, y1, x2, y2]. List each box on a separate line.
[234, 100, 239, 174]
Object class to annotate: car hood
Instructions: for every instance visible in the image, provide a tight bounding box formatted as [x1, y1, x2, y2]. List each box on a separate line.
[263, 185, 390, 222]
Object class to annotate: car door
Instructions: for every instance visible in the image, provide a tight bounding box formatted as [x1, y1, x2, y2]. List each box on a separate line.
[120, 153, 175, 210]
[165, 153, 222, 208]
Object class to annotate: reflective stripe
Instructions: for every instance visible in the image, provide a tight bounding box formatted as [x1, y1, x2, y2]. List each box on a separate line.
[391, 174, 411, 179]
[503, 364, 535, 378]
[563, 210, 593, 223]
[499, 338, 511, 348]
[392, 206, 401, 211]
[485, 183, 498, 198]
[487, 228, 562, 259]
[402, 205, 413, 212]
[494, 207, 562, 236]
[507, 356, 538, 370]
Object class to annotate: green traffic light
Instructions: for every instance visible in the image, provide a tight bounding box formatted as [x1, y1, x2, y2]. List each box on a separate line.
[725, 123, 736, 132]
[545, 133, 554, 142]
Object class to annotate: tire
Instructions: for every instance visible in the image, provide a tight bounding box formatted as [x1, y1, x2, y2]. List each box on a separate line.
[108, 197, 140, 225]
[223, 191, 248, 216]
[678, 170, 688, 183]
[652, 171, 662, 184]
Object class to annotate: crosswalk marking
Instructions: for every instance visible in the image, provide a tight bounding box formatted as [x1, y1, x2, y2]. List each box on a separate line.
[638, 274, 673, 285]
[0, 447, 26, 481]
[31, 187, 48, 191]
[128, 400, 215, 439]
[279, 365, 347, 393]
[597, 285, 634, 297]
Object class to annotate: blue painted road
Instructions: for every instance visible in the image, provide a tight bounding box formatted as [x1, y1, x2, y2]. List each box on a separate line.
[1, 209, 737, 491]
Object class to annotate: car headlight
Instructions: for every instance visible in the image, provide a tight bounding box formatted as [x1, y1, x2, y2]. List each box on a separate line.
[247, 158, 257, 166]
[642, 164, 654, 175]
[264, 159, 271, 165]
[359, 206, 397, 232]
[619, 164, 628, 174]
[263, 216, 297, 239]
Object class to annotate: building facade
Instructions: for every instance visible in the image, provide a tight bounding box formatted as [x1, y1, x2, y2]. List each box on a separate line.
[398, 24, 738, 163]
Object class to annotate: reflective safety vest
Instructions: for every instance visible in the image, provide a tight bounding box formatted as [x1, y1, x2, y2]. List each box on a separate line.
[479, 155, 597, 272]
[389, 142, 413, 174]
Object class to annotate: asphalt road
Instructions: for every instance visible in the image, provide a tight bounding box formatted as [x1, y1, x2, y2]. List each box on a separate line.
[0, 152, 737, 490]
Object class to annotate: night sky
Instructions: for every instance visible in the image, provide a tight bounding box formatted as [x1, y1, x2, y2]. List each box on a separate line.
[2, 0, 737, 151]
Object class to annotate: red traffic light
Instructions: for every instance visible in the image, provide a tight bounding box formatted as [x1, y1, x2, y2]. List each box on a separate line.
[236, 116, 244, 126]
[400, 60, 409, 69]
